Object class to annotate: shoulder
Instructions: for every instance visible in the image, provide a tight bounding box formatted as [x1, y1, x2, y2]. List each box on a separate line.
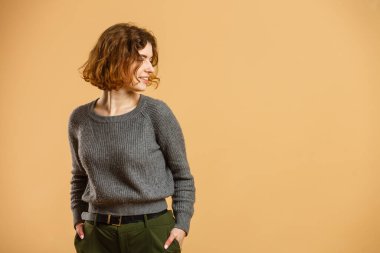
[142, 94, 174, 116]
[142, 95, 184, 138]
[68, 100, 93, 129]
[142, 94, 180, 128]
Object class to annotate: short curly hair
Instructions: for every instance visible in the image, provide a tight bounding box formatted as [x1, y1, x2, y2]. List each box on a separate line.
[78, 22, 160, 91]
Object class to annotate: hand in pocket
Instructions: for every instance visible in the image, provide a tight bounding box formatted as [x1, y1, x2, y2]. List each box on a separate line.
[75, 221, 85, 239]
[164, 227, 185, 250]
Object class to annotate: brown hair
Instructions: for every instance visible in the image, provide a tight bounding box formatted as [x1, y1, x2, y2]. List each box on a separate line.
[78, 22, 160, 91]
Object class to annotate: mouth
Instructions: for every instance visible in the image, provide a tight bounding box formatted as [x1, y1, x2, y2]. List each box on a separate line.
[139, 76, 149, 83]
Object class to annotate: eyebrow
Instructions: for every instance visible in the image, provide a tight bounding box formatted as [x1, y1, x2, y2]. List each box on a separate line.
[140, 54, 153, 59]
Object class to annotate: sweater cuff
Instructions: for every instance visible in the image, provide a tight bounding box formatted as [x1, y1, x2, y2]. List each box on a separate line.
[173, 211, 192, 236]
[72, 204, 88, 229]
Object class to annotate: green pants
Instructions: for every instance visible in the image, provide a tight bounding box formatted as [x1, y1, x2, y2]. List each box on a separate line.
[74, 209, 181, 253]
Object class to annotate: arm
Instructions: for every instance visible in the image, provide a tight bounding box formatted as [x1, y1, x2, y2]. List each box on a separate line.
[154, 101, 196, 236]
[68, 111, 89, 229]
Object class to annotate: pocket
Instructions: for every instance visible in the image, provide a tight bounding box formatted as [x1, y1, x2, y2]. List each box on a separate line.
[74, 231, 85, 253]
[166, 224, 182, 253]
[167, 211, 181, 252]
[74, 222, 95, 253]
[148, 222, 181, 253]
[172, 237, 181, 250]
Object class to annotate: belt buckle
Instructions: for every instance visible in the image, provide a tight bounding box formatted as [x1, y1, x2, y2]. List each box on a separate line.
[110, 215, 122, 226]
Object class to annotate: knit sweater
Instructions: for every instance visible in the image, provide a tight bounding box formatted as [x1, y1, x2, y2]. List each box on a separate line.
[67, 93, 196, 236]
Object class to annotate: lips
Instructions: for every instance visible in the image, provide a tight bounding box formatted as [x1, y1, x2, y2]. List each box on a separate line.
[139, 76, 149, 84]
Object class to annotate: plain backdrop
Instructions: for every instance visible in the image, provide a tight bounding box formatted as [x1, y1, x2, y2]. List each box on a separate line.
[0, 0, 379, 252]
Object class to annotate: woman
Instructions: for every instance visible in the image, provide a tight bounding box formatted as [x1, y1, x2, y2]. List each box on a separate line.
[68, 22, 196, 253]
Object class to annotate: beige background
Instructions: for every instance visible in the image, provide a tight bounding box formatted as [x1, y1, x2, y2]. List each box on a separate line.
[1, 0, 379, 252]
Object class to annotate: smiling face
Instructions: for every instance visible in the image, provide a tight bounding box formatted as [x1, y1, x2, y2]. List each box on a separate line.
[127, 42, 155, 91]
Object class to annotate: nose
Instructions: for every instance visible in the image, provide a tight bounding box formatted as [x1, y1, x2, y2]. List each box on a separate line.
[145, 61, 155, 73]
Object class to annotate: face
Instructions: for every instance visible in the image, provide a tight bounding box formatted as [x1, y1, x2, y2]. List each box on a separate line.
[127, 42, 155, 91]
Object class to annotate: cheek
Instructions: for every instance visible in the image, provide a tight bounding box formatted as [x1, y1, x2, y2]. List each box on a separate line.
[136, 66, 144, 76]
[129, 62, 141, 76]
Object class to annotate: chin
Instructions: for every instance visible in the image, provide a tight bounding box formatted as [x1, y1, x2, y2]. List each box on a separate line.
[127, 81, 146, 91]
[134, 84, 147, 92]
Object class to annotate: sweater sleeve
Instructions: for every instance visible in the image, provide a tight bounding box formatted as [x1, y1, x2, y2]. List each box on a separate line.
[68, 111, 89, 229]
[153, 101, 196, 236]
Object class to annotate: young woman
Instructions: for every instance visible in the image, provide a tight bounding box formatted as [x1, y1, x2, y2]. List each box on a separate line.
[68, 22, 196, 253]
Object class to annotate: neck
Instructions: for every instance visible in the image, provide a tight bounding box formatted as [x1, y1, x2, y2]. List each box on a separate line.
[98, 90, 140, 112]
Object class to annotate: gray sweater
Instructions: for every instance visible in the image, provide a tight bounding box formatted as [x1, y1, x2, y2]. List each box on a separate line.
[68, 93, 196, 236]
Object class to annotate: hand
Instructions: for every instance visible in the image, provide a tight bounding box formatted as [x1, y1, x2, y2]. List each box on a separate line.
[75, 221, 85, 240]
[164, 227, 186, 250]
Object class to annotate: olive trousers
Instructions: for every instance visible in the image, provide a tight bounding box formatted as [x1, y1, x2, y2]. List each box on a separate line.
[74, 209, 182, 253]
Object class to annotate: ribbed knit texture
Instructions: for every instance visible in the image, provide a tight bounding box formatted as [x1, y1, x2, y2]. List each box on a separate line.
[67, 93, 196, 236]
